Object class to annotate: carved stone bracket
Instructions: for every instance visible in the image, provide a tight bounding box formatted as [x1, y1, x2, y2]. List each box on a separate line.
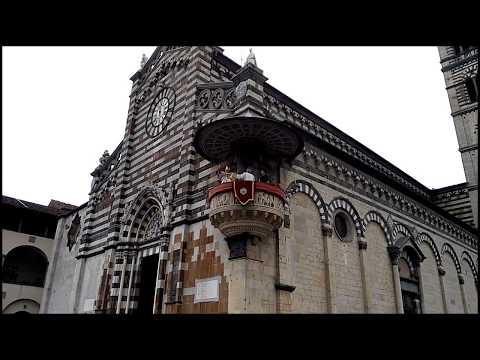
[195, 82, 238, 112]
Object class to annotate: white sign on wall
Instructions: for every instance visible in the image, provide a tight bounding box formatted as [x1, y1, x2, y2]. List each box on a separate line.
[194, 277, 220, 303]
[83, 299, 96, 313]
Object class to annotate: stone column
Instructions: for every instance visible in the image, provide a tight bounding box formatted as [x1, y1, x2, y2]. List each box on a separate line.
[40, 217, 66, 313]
[226, 234, 248, 313]
[226, 232, 277, 313]
[322, 224, 336, 314]
[388, 245, 403, 314]
[124, 253, 136, 314]
[115, 253, 128, 314]
[358, 238, 370, 313]
[70, 257, 87, 313]
[458, 274, 468, 313]
[276, 225, 296, 314]
[153, 233, 170, 314]
[416, 264, 425, 314]
[437, 266, 448, 313]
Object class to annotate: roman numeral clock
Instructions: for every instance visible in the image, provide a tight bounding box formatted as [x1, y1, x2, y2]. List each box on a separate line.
[145, 87, 176, 138]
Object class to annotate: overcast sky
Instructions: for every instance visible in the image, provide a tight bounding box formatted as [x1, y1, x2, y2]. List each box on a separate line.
[3, 46, 465, 207]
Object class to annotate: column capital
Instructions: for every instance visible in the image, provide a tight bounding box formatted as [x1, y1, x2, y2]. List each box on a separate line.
[458, 273, 465, 285]
[387, 245, 401, 265]
[438, 266, 446, 276]
[358, 238, 368, 250]
[322, 224, 333, 237]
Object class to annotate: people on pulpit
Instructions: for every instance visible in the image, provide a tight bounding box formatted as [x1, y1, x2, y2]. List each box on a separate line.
[220, 166, 236, 183]
[259, 169, 271, 183]
[236, 168, 255, 181]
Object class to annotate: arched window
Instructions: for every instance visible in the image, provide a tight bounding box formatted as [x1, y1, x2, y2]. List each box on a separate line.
[453, 45, 472, 55]
[2, 246, 48, 287]
[399, 246, 423, 314]
[465, 76, 478, 103]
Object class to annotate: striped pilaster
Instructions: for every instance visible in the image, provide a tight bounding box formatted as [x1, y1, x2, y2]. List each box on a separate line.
[153, 235, 170, 314]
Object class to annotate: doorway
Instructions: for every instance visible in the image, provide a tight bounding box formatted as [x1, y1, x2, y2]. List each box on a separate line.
[136, 254, 159, 314]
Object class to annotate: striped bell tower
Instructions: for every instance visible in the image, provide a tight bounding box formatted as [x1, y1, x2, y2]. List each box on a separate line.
[438, 46, 479, 228]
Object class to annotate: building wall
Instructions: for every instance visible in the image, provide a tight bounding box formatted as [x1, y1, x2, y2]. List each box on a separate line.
[2, 229, 53, 313]
[42, 208, 87, 313]
[2, 284, 43, 313]
[76, 254, 104, 313]
[43, 46, 478, 314]
[364, 223, 396, 313]
[332, 225, 364, 313]
[418, 243, 443, 313]
[2, 298, 40, 314]
[462, 259, 478, 314]
[442, 254, 464, 313]
[2, 229, 53, 259]
[164, 221, 230, 314]
[288, 193, 327, 313]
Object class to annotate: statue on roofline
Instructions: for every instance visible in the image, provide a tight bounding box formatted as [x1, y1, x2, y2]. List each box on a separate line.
[245, 48, 257, 67]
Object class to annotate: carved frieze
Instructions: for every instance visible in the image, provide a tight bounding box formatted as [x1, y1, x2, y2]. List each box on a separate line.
[195, 82, 239, 112]
[209, 187, 285, 239]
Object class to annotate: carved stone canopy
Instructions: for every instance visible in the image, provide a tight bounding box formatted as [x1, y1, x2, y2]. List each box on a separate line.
[393, 236, 426, 263]
[193, 116, 304, 163]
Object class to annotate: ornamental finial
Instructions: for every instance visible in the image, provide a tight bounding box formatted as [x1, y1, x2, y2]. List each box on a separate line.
[140, 53, 148, 68]
[245, 48, 257, 67]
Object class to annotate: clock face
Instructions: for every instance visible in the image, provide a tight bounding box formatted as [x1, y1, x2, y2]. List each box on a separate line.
[146, 87, 176, 138]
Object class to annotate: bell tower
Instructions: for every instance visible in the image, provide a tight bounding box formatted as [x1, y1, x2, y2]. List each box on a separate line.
[438, 46, 479, 228]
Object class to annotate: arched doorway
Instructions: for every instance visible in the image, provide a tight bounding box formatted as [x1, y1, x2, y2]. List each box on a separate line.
[3, 299, 40, 314]
[2, 246, 48, 287]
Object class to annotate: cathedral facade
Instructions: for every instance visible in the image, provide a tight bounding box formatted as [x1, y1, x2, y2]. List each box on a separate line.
[41, 46, 478, 314]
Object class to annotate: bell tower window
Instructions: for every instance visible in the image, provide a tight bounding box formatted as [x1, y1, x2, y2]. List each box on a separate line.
[453, 45, 472, 55]
[465, 76, 478, 103]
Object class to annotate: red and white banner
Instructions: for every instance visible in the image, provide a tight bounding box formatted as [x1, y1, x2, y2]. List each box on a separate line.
[233, 181, 255, 205]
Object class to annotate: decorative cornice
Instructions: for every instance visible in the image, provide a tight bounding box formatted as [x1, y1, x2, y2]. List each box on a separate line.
[297, 149, 477, 250]
[440, 47, 478, 72]
[451, 103, 478, 117]
[458, 144, 478, 153]
[263, 94, 431, 201]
